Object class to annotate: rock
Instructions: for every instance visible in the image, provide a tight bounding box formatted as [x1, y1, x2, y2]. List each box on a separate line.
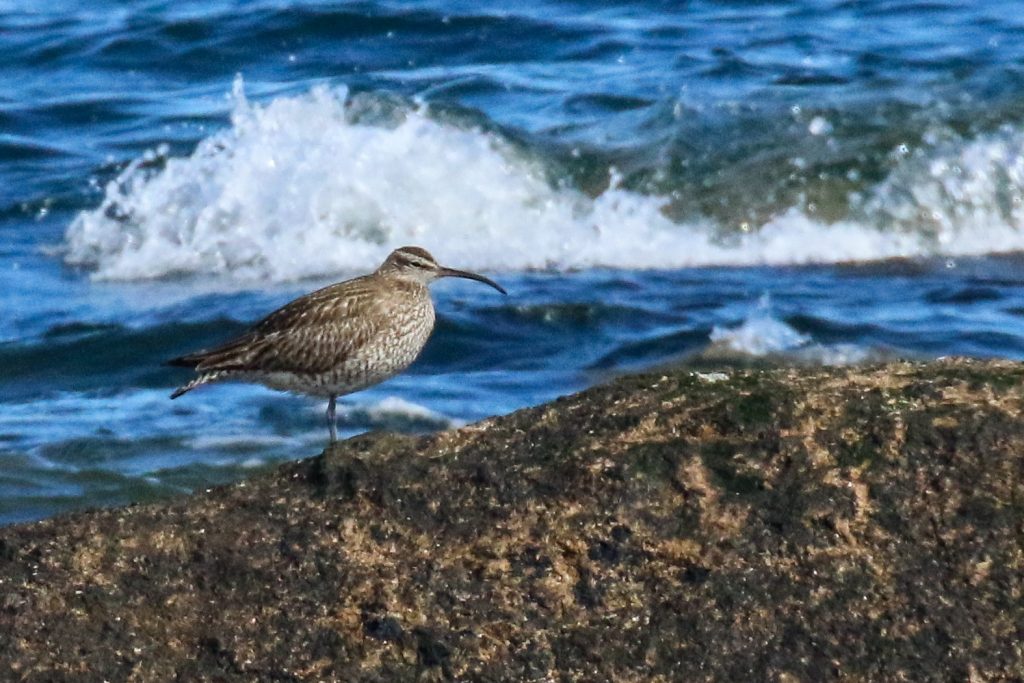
[0, 359, 1022, 680]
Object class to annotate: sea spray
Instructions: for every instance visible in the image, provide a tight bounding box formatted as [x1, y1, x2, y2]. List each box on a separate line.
[65, 82, 1024, 281]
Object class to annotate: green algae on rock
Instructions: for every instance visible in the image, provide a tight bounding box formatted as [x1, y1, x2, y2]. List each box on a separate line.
[1, 359, 1023, 681]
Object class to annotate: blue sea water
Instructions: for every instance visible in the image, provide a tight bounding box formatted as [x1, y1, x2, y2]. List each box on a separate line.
[4, 0, 1024, 523]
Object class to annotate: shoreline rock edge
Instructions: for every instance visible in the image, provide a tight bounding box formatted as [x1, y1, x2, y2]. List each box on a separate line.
[1, 359, 1022, 681]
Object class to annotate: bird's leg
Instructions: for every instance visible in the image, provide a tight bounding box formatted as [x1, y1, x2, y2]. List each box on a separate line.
[326, 395, 338, 443]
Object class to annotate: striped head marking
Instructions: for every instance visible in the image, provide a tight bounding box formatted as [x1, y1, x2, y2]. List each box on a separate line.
[377, 246, 506, 294]
[380, 246, 440, 274]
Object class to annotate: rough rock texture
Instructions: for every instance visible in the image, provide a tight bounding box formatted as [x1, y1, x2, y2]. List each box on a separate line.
[1, 359, 1023, 682]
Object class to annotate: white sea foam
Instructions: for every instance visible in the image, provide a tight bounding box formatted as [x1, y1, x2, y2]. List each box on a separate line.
[336, 395, 460, 431]
[862, 125, 1024, 246]
[708, 295, 875, 365]
[709, 298, 811, 356]
[64, 80, 1024, 281]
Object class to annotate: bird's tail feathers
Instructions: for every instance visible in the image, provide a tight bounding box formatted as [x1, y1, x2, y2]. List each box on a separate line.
[170, 372, 222, 399]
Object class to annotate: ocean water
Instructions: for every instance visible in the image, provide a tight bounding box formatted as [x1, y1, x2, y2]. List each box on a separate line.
[4, 0, 1024, 524]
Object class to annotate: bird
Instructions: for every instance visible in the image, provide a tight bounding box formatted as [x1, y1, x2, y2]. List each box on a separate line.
[167, 246, 506, 442]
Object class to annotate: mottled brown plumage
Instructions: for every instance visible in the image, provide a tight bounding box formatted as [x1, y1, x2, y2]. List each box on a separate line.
[168, 246, 506, 441]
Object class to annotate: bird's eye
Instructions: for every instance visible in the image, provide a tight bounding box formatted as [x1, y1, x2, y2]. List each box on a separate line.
[393, 250, 434, 269]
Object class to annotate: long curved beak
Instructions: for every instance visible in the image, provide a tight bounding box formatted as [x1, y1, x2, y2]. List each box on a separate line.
[439, 267, 507, 295]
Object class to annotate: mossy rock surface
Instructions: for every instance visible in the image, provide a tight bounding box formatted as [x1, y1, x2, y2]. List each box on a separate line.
[1, 359, 1023, 681]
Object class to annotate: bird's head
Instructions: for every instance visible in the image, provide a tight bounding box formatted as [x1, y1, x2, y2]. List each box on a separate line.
[377, 246, 506, 294]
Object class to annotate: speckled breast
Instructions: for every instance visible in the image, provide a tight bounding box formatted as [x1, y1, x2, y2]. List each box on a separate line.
[259, 293, 436, 398]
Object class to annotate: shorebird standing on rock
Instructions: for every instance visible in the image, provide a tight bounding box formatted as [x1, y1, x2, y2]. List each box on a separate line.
[168, 246, 506, 441]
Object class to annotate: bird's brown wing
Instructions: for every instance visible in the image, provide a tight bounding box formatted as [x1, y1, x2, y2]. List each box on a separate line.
[168, 277, 390, 375]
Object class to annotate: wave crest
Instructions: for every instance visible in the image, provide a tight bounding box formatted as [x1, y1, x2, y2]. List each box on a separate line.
[64, 80, 1024, 281]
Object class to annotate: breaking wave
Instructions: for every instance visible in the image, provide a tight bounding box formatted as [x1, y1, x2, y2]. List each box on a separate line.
[707, 295, 878, 366]
[64, 80, 1024, 281]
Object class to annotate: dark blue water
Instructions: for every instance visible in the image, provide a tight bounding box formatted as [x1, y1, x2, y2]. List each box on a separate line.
[4, 0, 1024, 524]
